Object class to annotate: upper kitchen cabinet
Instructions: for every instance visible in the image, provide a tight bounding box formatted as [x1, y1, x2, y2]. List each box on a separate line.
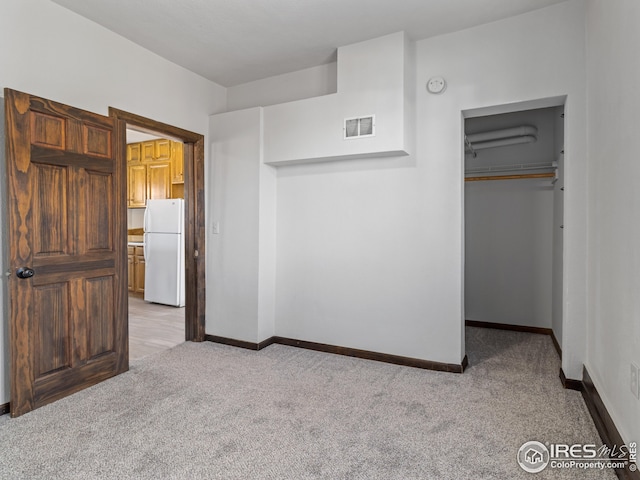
[155, 139, 172, 162]
[127, 138, 184, 206]
[128, 163, 147, 207]
[148, 162, 171, 200]
[141, 141, 156, 162]
[171, 141, 184, 184]
[128, 143, 142, 163]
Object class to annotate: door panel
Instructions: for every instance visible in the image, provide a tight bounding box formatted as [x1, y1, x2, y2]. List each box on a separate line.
[86, 171, 113, 251]
[82, 124, 112, 158]
[30, 111, 66, 149]
[34, 283, 70, 376]
[5, 89, 128, 417]
[33, 164, 69, 256]
[86, 276, 114, 358]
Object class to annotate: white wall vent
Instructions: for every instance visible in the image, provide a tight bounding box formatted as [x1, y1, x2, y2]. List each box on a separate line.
[344, 115, 375, 139]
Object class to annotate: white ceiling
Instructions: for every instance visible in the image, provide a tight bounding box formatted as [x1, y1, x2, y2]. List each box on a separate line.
[51, 0, 566, 87]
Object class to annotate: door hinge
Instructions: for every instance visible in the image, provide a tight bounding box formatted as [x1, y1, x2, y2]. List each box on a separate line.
[194, 250, 199, 258]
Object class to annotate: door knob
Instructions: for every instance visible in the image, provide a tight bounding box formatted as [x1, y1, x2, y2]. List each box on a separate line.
[16, 267, 35, 279]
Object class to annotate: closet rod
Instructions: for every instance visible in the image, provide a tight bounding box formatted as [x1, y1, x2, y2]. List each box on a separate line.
[465, 172, 555, 182]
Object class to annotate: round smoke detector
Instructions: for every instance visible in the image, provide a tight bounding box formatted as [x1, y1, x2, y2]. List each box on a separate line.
[427, 76, 446, 94]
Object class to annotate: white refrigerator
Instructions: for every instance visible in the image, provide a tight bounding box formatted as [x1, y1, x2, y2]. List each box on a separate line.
[143, 199, 185, 307]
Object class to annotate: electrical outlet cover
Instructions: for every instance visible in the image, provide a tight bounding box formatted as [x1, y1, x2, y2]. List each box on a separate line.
[631, 363, 639, 400]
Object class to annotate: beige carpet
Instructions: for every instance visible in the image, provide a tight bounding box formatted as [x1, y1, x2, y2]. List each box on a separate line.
[0, 328, 612, 479]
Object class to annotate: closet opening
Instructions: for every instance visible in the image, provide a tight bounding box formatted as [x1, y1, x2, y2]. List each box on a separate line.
[462, 100, 565, 366]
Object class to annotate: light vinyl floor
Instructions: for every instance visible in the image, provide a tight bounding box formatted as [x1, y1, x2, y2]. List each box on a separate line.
[128, 294, 185, 360]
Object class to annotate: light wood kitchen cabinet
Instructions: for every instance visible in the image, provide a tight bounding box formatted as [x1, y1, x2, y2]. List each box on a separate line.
[134, 246, 145, 293]
[127, 138, 183, 206]
[141, 141, 156, 162]
[127, 143, 142, 163]
[171, 142, 184, 184]
[156, 139, 172, 162]
[127, 247, 134, 291]
[148, 162, 172, 200]
[128, 164, 147, 207]
[128, 245, 145, 293]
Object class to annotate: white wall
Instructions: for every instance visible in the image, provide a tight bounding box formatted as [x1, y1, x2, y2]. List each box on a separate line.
[208, 108, 276, 343]
[127, 209, 145, 230]
[263, 32, 413, 165]
[0, 0, 227, 405]
[257, 119, 278, 342]
[209, 33, 418, 352]
[259, 2, 586, 366]
[585, 0, 640, 445]
[0, 1, 226, 134]
[227, 63, 337, 112]
[414, 0, 587, 377]
[465, 179, 554, 328]
[551, 107, 565, 345]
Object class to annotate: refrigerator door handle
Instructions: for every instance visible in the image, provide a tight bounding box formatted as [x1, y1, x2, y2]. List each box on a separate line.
[143, 205, 149, 264]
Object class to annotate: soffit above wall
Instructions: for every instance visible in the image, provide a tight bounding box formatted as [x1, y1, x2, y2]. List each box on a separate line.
[51, 0, 566, 87]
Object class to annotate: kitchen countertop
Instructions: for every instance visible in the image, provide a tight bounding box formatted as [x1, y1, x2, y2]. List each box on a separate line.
[128, 234, 144, 248]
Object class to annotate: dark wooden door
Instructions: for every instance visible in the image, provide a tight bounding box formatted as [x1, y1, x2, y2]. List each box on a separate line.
[4, 89, 128, 417]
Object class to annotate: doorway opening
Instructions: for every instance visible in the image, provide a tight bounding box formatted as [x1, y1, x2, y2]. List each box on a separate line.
[125, 128, 186, 360]
[462, 98, 565, 366]
[109, 108, 206, 356]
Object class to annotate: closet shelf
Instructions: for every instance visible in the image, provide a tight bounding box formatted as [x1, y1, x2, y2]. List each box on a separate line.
[465, 161, 556, 175]
[465, 172, 555, 182]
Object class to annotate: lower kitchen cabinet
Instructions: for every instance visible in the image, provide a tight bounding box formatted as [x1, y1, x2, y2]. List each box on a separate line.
[128, 245, 145, 293]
